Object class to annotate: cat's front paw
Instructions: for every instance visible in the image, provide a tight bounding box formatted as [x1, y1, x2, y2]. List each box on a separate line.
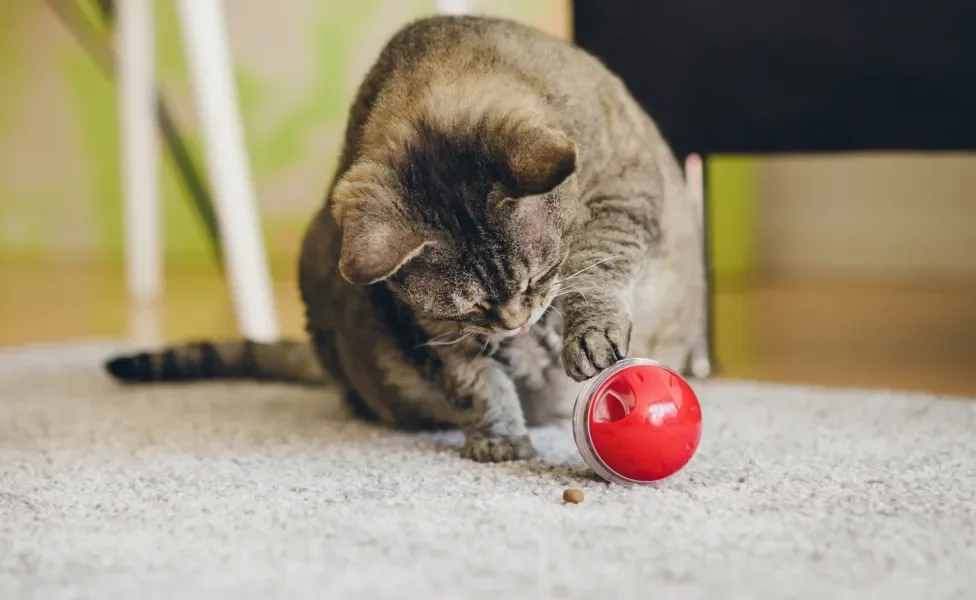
[562, 310, 631, 381]
[461, 434, 535, 462]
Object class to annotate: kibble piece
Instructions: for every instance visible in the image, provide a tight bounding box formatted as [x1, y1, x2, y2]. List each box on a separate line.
[563, 488, 584, 504]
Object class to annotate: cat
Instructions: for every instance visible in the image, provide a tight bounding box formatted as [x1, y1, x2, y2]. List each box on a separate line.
[104, 15, 710, 462]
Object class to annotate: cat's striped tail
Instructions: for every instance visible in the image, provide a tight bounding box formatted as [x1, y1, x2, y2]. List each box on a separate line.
[104, 339, 328, 385]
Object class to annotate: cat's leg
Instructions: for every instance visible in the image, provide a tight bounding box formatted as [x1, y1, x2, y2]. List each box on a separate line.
[496, 317, 580, 426]
[559, 175, 661, 381]
[647, 341, 694, 374]
[438, 350, 534, 462]
[689, 334, 712, 379]
[518, 366, 581, 426]
[498, 352, 579, 427]
[629, 254, 712, 379]
[638, 337, 710, 379]
[315, 323, 533, 461]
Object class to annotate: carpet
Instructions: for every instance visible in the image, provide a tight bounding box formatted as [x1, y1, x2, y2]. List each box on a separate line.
[1, 341, 974, 600]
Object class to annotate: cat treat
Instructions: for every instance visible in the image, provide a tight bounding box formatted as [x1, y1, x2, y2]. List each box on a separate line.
[572, 358, 702, 485]
[562, 489, 584, 504]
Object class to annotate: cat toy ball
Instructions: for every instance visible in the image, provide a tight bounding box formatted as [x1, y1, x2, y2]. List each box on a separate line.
[572, 358, 702, 484]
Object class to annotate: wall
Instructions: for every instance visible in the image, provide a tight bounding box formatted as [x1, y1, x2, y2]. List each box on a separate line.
[0, 0, 569, 272]
[756, 153, 976, 279]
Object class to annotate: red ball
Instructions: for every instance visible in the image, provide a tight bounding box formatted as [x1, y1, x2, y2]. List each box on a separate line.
[572, 359, 702, 484]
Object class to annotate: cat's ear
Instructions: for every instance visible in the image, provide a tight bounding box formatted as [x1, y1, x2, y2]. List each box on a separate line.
[338, 219, 432, 285]
[331, 163, 432, 285]
[508, 127, 578, 197]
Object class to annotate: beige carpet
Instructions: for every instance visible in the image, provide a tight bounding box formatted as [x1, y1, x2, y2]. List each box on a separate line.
[1, 341, 974, 600]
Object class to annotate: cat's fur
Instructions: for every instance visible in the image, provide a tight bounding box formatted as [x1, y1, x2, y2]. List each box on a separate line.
[105, 15, 710, 462]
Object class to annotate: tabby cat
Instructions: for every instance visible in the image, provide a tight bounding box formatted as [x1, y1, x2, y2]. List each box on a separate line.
[105, 15, 710, 462]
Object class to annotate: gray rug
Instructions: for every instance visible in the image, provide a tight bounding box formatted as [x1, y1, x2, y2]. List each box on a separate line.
[1, 341, 974, 600]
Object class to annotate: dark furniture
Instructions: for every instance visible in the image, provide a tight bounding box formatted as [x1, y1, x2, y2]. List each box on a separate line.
[573, 0, 976, 369]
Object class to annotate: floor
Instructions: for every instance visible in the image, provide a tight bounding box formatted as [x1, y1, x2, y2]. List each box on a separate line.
[1, 261, 974, 396]
[4, 341, 974, 599]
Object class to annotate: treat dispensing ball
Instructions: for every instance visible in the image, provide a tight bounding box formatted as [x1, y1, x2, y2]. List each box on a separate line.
[572, 358, 702, 485]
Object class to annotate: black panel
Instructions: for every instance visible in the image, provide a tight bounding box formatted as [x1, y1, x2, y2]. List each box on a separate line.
[573, 0, 976, 157]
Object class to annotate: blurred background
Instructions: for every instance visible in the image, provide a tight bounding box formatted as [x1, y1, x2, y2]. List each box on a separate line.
[1, 0, 974, 395]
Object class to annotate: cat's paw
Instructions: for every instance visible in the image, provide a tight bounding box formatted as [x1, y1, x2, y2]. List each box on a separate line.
[562, 311, 631, 382]
[461, 434, 535, 462]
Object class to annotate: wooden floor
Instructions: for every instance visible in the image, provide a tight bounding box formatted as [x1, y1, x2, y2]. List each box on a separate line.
[2, 262, 974, 397]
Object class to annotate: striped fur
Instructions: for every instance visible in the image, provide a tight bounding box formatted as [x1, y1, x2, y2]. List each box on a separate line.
[105, 340, 326, 386]
[297, 16, 710, 463]
[106, 16, 709, 465]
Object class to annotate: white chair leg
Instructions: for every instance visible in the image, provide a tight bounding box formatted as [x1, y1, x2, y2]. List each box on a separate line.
[685, 153, 712, 379]
[117, 0, 161, 303]
[685, 152, 704, 223]
[174, 0, 279, 342]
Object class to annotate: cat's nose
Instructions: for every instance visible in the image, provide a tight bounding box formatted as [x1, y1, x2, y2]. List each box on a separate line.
[496, 305, 531, 332]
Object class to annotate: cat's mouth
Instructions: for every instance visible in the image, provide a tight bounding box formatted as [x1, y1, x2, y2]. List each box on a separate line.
[489, 303, 549, 339]
[494, 322, 533, 338]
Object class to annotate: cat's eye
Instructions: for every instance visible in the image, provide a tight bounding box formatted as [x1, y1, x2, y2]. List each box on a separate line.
[528, 263, 560, 289]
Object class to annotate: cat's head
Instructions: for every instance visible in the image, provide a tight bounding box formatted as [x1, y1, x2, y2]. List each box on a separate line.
[331, 116, 579, 338]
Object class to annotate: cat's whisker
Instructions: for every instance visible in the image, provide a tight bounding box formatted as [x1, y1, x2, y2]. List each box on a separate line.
[418, 332, 474, 348]
[553, 286, 584, 299]
[555, 288, 589, 308]
[558, 256, 621, 284]
[550, 273, 595, 287]
[552, 279, 588, 289]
